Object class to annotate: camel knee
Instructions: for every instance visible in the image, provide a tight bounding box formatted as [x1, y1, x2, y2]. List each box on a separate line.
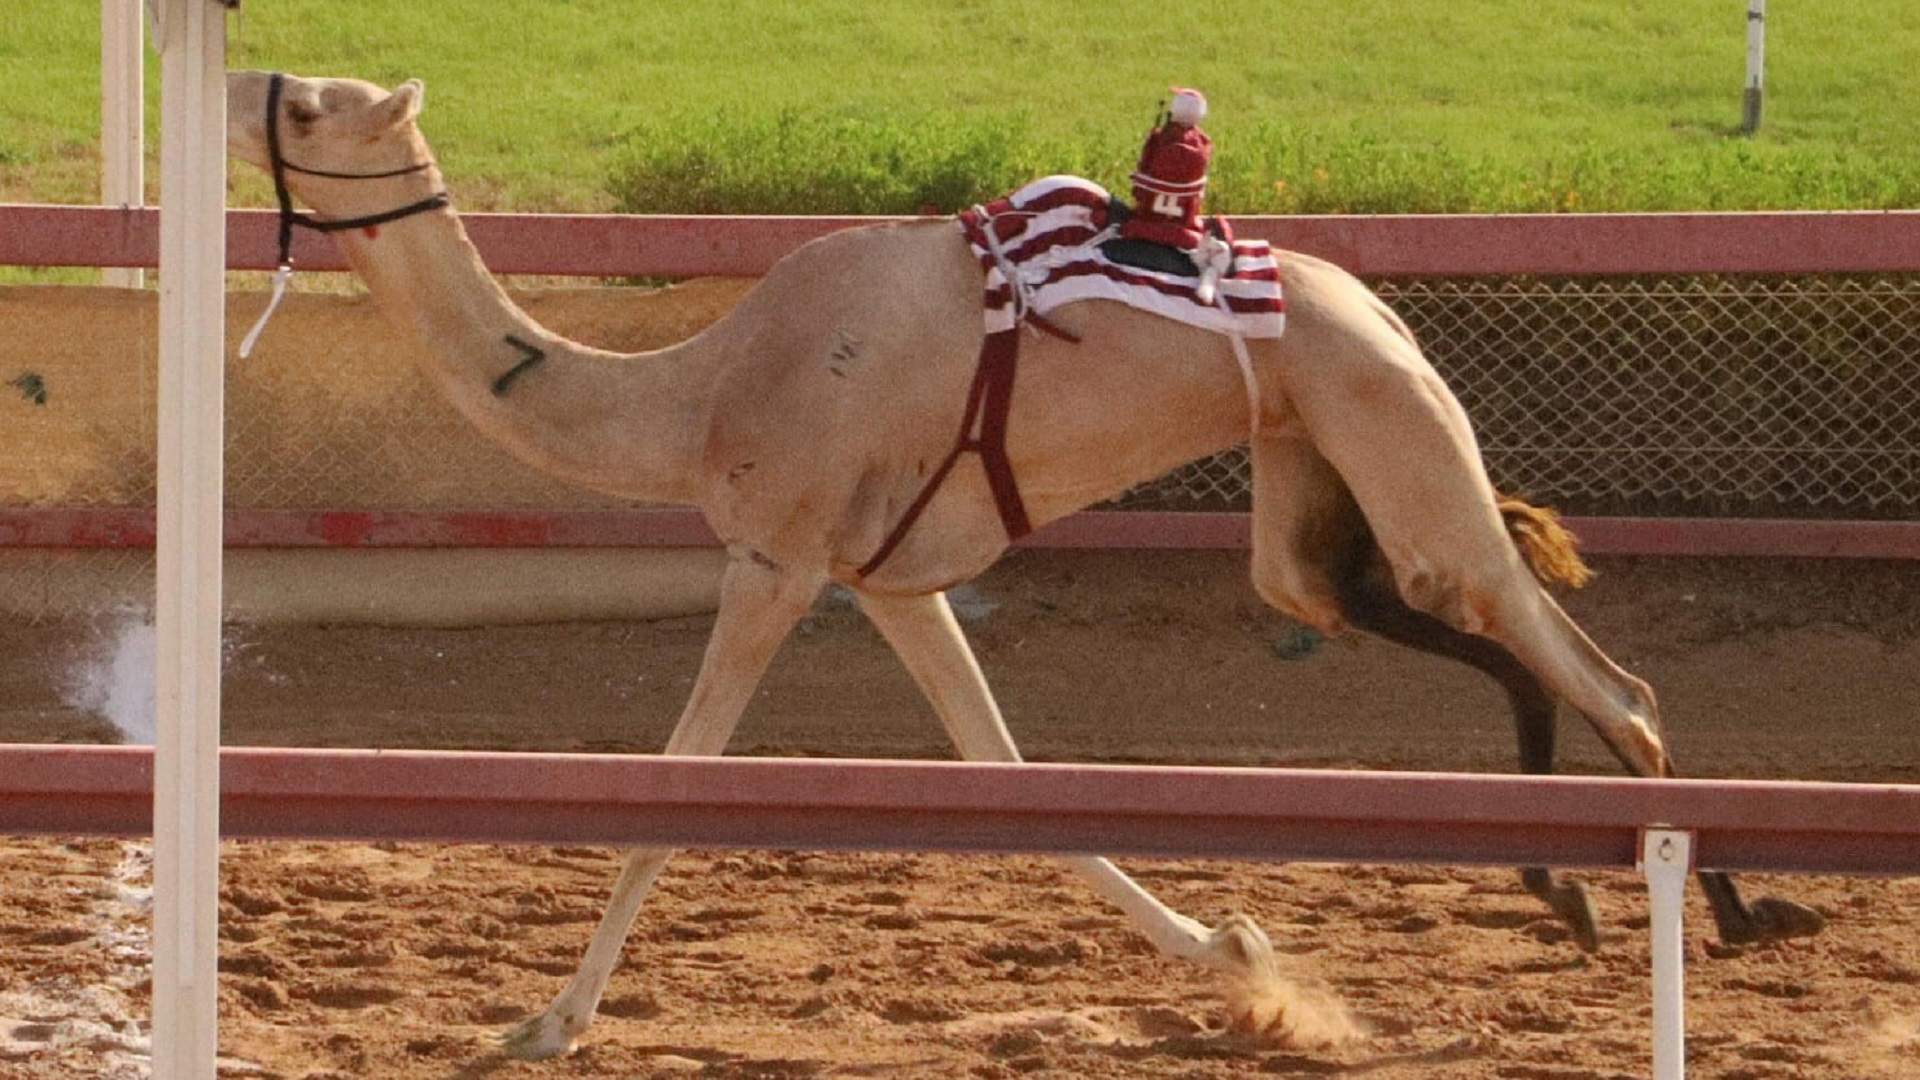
[1250, 562, 1347, 635]
[1388, 561, 1497, 638]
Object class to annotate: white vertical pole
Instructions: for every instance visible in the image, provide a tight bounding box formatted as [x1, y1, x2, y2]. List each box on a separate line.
[101, 0, 146, 288]
[152, 0, 226, 1076]
[1742, 0, 1766, 134]
[1640, 828, 1694, 1080]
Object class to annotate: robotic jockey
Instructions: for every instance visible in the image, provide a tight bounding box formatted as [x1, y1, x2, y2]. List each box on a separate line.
[1119, 87, 1235, 301]
[1120, 87, 1219, 249]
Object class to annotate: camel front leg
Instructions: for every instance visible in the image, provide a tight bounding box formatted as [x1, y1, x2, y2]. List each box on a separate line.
[500, 553, 824, 1060]
[856, 589, 1354, 1046]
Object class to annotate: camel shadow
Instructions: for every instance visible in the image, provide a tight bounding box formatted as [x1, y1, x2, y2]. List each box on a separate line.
[448, 1046, 834, 1079]
[446, 1051, 516, 1080]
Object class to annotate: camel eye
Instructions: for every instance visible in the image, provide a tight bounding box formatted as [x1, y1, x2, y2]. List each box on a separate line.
[286, 100, 321, 128]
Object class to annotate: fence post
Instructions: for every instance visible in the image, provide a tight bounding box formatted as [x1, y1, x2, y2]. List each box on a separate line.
[1742, 0, 1766, 134]
[152, 0, 228, 1075]
[101, 0, 146, 288]
[1640, 827, 1694, 1079]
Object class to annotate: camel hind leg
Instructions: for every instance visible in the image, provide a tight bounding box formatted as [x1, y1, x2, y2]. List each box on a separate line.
[1329, 555, 1605, 948]
[1249, 430, 1600, 947]
[1249, 383, 1821, 946]
[1268, 273, 1670, 779]
[1339, 530, 1823, 947]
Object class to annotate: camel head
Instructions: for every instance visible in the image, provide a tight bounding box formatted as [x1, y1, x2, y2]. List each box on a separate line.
[226, 70, 436, 215]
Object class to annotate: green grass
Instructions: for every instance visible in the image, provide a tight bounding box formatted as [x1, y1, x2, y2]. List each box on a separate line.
[4, 0, 1920, 216]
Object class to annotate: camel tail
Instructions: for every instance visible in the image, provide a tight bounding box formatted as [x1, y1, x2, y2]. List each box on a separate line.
[1498, 495, 1593, 589]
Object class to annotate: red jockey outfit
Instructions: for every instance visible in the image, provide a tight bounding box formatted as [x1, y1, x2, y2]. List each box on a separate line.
[1120, 87, 1218, 249]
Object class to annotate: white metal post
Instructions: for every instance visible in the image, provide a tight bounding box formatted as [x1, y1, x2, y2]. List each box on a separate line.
[1743, 0, 1766, 134]
[1640, 828, 1694, 1080]
[152, 0, 226, 1076]
[101, 0, 147, 288]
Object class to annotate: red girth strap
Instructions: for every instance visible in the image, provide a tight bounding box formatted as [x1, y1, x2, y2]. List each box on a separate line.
[857, 327, 1031, 579]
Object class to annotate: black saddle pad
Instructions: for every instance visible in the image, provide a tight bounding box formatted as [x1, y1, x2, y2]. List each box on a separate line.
[1097, 237, 1200, 278]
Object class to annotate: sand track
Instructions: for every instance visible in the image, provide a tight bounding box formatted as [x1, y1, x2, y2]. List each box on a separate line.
[4, 550, 1920, 1076]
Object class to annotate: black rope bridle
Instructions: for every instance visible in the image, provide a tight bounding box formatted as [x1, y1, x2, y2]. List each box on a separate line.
[264, 71, 450, 268]
[241, 73, 453, 357]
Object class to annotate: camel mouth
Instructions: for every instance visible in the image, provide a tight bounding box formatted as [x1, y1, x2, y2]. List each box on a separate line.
[223, 70, 273, 166]
[224, 116, 266, 166]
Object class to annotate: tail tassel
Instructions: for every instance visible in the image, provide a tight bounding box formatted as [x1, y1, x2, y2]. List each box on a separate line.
[1498, 496, 1593, 589]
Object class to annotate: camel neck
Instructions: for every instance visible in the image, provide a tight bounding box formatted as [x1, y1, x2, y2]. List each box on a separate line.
[333, 207, 711, 504]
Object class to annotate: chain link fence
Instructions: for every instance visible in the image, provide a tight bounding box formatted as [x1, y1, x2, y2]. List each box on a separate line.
[1114, 274, 1920, 518]
[8, 273, 1920, 621]
[17, 275, 1917, 519]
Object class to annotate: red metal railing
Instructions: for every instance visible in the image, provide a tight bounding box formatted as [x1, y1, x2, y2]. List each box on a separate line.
[4, 744, 1917, 875]
[8, 204, 1920, 278]
[7, 203, 1920, 560]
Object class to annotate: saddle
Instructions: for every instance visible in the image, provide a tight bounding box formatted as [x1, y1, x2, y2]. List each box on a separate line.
[1097, 198, 1238, 281]
[1099, 236, 1200, 278]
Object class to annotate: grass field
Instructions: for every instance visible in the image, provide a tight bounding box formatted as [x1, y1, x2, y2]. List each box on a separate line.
[3, 1, 1920, 216]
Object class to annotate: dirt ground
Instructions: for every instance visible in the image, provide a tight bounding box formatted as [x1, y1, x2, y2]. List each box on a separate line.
[2, 550, 1919, 1079]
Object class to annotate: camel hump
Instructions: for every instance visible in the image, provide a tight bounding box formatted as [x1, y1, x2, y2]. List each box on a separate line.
[1497, 495, 1593, 589]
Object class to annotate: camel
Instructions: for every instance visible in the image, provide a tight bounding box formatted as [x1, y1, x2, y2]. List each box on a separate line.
[224, 71, 1823, 1058]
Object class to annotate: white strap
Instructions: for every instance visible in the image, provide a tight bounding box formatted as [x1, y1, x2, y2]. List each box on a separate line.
[1217, 296, 1262, 445]
[237, 265, 294, 359]
[972, 205, 1032, 321]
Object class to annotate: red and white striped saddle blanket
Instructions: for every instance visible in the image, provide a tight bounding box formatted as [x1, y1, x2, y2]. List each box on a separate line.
[857, 177, 1282, 580]
[956, 175, 1285, 338]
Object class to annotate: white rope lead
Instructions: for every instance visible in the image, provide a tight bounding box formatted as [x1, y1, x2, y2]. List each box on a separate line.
[237, 264, 293, 358]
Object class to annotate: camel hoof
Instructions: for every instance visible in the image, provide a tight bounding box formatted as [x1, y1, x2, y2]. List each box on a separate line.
[496, 1011, 578, 1061]
[1750, 897, 1827, 942]
[1523, 870, 1600, 952]
[1717, 896, 1826, 946]
[1544, 881, 1602, 953]
[1208, 915, 1361, 1049]
[1205, 913, 1280, 982]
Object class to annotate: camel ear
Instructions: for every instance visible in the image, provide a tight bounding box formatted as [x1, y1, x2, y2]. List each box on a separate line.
[381, 79, 425, 126]
[347, 79, 424, 135]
